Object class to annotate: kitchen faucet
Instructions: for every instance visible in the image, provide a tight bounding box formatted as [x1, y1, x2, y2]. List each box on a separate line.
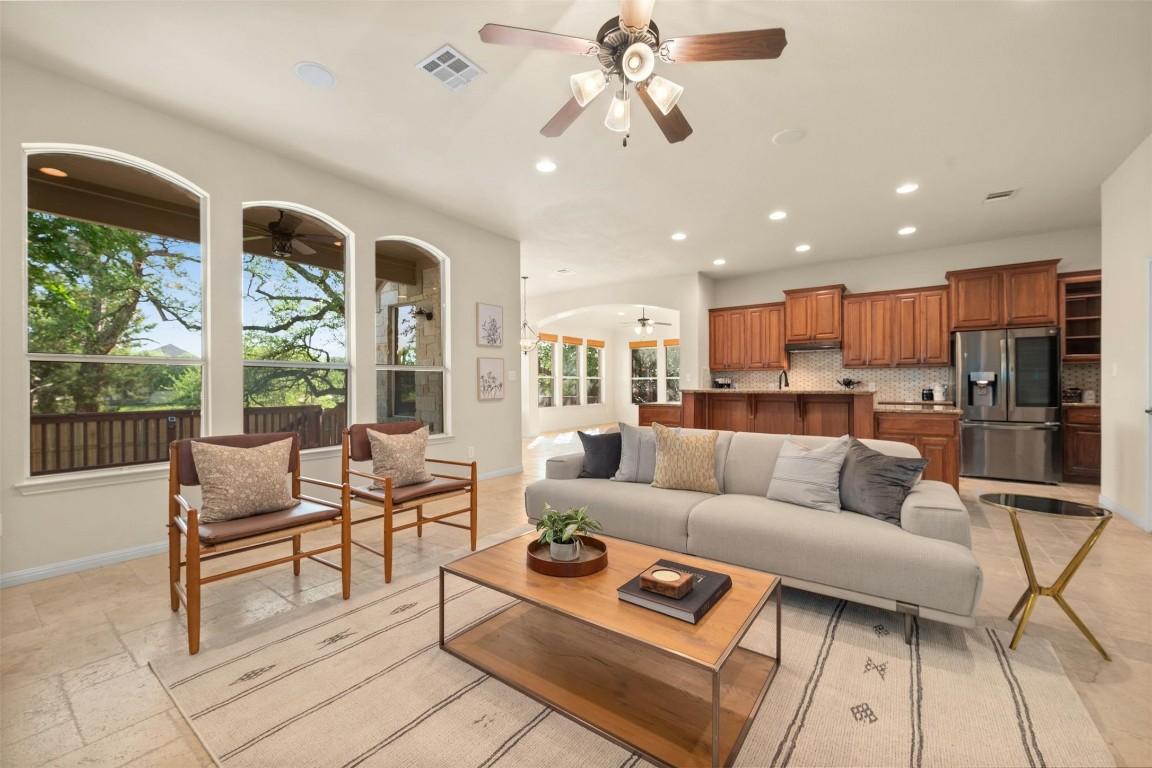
[778, 369, 789, 388]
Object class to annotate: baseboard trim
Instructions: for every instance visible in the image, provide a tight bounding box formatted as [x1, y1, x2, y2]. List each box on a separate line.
[1, 540, 167, 589]
[1098, 493, 1151, 532]
[479, 465, 523, 481]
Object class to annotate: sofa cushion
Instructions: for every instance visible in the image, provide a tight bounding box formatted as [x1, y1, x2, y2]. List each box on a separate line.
[652, 423, 720, 494]
[613, 423, 661, 483]
[839, 438, 928, 524]
[525, 477, 714, 553]
[686, 494, 982, 617]
[578, 431, 622, 479]
[766, 435, 851, 512]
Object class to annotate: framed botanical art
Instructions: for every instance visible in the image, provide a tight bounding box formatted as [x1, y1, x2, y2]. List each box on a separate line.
[478, 357, 505, 400]
[477, 303, 503, 347]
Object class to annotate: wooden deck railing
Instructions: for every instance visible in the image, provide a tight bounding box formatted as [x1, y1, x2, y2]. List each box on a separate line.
[30, 404, 347, 475]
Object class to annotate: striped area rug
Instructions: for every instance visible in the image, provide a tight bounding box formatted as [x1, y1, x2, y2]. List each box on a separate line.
[152, 537, 1113, 768]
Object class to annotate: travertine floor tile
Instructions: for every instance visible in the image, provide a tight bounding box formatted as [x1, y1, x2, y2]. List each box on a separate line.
[1, 677, 72, 747]
[67, 666, 172, 743]
[39, 711, 181, 768]
[1, 720, 85, 768]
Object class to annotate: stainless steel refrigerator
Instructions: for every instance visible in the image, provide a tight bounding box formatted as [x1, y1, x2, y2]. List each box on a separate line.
[956, 327, 1062, 484]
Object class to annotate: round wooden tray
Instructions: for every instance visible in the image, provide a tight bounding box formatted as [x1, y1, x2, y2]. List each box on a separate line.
[526, 536, 608, 577]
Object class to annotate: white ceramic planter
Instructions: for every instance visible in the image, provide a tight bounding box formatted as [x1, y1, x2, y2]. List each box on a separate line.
[549, 540, 581, 561]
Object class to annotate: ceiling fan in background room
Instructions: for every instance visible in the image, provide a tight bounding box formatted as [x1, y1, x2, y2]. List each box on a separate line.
[624, 308, 673, 335]
[242, 210, 342, 258]
[478, 0, 787, 144]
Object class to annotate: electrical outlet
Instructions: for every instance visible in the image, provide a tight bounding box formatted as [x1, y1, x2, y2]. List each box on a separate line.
[467, 446, 475, 458]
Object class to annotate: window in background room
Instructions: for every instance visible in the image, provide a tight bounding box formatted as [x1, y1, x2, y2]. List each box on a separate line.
[375, 239, 446, 434]
[243, 205, 348, 448]
[561, 338, 581, 406]
[26, 151, 204, 475]
[630, 342, 658, 404]
[586, 341, 604, 405]
[537, 335, 556, 407]
[665, 340, 681, 403]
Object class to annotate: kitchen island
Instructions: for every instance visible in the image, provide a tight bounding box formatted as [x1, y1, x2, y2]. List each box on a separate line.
[680, 389, 876, 438]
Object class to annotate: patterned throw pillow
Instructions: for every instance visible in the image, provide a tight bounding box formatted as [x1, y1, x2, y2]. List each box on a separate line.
[367, 426, 435, 489]
[191, 438, 299, 523]
[766, 436, 852, 512]
[651, 423, 721, 494]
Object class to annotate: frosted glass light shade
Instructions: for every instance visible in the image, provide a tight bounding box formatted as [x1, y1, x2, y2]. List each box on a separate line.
[605, 93, 630, 132]
[570, 70, 607, 107]
[633, 325, 642, 335]
[621, 42, 655, 82]
[646, 75, 684, 115]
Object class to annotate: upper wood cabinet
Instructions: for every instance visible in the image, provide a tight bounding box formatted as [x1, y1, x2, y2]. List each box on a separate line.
[784, 284, 845, 342]
[709, 303, 786, 371]
[1059, 270, 1102, 363]
[947, 260, 1059, 330]
[891, 287, 950, 366]
[842, 294, 893, 367]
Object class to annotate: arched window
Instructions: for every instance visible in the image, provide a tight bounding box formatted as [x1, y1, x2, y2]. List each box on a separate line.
[241, 204, 349, 448]
[374, 238, 447, 434]
[25, 148, 204, 475]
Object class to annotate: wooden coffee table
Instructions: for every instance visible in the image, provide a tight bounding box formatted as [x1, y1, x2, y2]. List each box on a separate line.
[439, 533, 781, 767]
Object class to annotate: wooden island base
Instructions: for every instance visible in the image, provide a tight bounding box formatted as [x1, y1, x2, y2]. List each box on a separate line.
[680, 390, 875, 438]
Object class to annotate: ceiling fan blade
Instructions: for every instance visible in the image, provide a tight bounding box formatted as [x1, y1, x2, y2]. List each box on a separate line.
[297, 233, 342, 244]
[291, 239, 317, 256]
[242, 235, 269, 241]
[278, 212, 304, 234]
[655, 321, 673, 326]
[658, 28, 787, 63]
[635, 81, 693, 143]
[540, 97, 589, 138]
[479, 24, 600, 56]
[619, 0, 655, 32]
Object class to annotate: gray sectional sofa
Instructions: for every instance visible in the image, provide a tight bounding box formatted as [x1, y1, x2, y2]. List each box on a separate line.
[525, 430, 983, 637]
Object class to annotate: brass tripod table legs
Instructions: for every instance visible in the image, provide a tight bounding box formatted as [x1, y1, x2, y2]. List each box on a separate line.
[1005, 508, 1112, 660]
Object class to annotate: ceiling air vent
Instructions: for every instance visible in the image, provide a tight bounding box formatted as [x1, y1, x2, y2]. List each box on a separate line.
[983, 188, 1019, 203]
[555, 268, 576, 276]
[417, 45, 485, 91]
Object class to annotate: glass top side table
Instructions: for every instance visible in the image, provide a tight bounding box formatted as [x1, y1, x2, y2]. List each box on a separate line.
[978, 493, 1112, 660]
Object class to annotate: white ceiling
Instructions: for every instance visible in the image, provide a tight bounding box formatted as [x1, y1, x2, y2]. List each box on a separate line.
[538, 303, 679, 331]
[2, 1, 1149, 296]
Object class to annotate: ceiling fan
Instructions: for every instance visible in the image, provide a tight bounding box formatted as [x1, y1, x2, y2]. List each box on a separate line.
[242, 210, 342, 258]
[478, 0, 787, 144]
[623, 308, 673, 335]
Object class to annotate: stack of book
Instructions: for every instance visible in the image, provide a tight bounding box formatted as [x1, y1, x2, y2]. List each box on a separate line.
[617, 559, 732, 624]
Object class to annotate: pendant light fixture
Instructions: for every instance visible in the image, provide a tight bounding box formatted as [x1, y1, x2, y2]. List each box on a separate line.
[519, 276, 539, 355]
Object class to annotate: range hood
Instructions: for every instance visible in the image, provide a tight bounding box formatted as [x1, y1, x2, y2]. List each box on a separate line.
[784, 340, 842, 352]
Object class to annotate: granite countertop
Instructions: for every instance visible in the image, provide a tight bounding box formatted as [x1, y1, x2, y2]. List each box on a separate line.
[875, 404, 963, 415]
[680, 388, 875, 395]
[1063, 402, 1101, 408]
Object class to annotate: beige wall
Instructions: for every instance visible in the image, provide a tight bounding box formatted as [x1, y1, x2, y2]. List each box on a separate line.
[712, 227, 1101, 307]
[1100, 133, 1152, 531]
[0, 59, 522, 580]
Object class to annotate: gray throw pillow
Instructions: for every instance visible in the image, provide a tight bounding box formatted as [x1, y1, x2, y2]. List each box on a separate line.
[612, 423, 662, 484]
[766, 436, 851, 512]
[839, 438, 928, 524]
[578, 430, 622, 479]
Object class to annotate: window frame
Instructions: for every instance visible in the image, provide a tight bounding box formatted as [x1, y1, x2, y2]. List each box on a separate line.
[537, 338, 556, 408]
[664, 340, 681, 404]
[630, 342, 659, 405]
[586, 343, 604, 405]
[560, 338, 582, 406]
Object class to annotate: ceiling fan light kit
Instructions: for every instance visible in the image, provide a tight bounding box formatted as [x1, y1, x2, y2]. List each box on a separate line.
[478, 0, 786, 145]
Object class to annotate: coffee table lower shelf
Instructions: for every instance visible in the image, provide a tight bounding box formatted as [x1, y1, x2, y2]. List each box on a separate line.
[441, 600, 778, 767]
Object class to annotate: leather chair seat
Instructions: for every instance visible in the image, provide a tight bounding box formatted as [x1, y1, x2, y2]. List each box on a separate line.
[350, 476, 472, 506]
[198, 500, 341, 545]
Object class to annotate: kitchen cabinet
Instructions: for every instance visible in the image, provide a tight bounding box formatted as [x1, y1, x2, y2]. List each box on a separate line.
[784, 285, 845, 342]
[681, 391, 874, 438]
[637, 404, 682, 428]
[1062, 406, 1101, 483]
[842, 293, 894, 367]
[873, 412, 960, 489]
[708, 308, 746, 370]
[801, 396, 854, 437]
[947, 260, 1059, 330]
[891, 287, 950, 366]
[708, 303, 786, 371]
[1059, 270, 1102, 363]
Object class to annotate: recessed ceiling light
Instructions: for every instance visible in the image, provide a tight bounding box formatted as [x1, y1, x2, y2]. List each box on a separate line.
[618, 311, 626, 316]
[768, 210, 787, 221]
[671, 232, 687, 241]
[295, 61, 338, 88]
[535, 159, 557, 173]
[795, 244, 811, 253]
[771, 128, 807, 145]
[896, 182, 919, 194]
[898, 226, 917, 235]
[713, 258, 726, 266]
[39, 167, 68, 177]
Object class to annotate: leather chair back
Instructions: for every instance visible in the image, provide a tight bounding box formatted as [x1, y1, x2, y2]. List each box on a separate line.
[346, 421, 424, 462]
[173, 432, 300, 486]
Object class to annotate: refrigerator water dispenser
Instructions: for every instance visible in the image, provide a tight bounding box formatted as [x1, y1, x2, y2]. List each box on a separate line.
[967, 372, 998, 407]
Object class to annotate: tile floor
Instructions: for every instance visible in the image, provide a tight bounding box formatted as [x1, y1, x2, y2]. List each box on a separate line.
[1, 428, 1150, 767]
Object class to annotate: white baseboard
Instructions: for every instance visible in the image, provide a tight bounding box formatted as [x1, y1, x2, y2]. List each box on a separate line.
[479, 465, 523, 481]
[1098, 493, 1151, 532]
[0, 540, 167, 589]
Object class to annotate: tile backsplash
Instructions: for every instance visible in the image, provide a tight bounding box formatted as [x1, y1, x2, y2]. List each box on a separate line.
[713, 351, 1102, 403]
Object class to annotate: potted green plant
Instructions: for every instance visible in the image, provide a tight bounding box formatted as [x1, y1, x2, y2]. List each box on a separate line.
[536, 503, 603, 561]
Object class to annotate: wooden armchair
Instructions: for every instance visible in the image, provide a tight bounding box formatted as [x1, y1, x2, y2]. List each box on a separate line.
[340, 421, 477, 583]
[168, 432, 350, 654]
